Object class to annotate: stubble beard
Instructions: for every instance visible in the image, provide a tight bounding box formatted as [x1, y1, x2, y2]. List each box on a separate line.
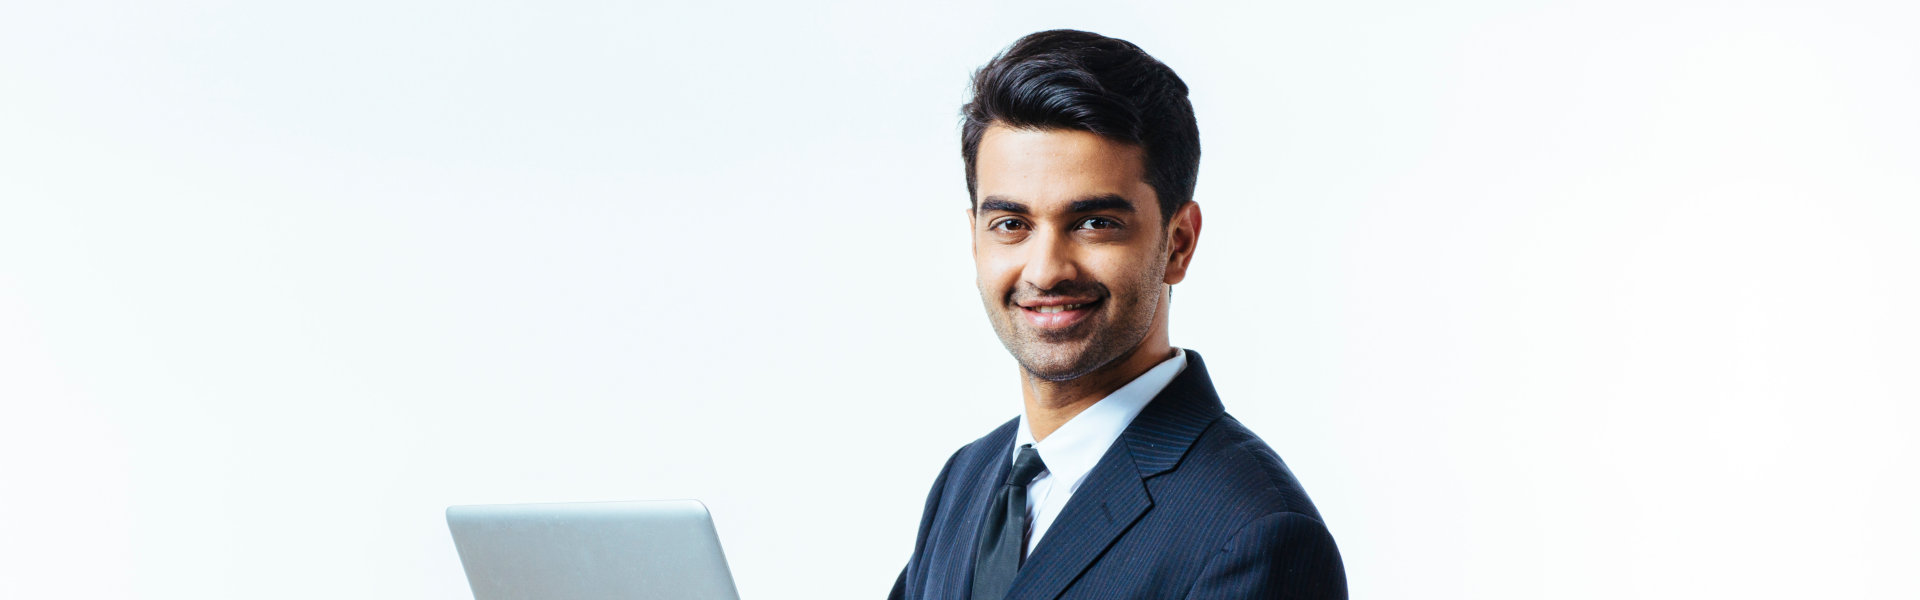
[983, 259, 1167, 383]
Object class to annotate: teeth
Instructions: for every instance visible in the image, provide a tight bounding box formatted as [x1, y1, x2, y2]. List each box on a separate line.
[1035, 303, 1083, 314]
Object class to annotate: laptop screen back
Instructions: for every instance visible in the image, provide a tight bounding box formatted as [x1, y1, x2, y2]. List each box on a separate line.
[446, 500, 740, 600]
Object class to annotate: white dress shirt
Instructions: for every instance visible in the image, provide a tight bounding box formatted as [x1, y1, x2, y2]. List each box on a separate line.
[1011, 348, 1187, 557]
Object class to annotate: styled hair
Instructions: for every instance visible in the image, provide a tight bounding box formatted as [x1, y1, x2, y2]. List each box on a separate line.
[961, 29, 1201, 224]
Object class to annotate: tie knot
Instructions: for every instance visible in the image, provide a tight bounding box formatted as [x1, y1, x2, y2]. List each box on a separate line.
[1007, 444, 1047, 487]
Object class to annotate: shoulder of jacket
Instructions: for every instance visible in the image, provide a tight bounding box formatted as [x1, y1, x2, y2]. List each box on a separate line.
[1170, 414, 1324, 520]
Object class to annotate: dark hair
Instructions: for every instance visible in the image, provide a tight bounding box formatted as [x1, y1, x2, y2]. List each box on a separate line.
[962, 29, 1201, 224]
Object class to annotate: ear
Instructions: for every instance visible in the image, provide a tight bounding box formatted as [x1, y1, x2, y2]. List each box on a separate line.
[1163, 201, 1202, 285]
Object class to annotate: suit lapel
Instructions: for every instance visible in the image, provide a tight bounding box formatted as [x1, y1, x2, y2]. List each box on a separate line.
[945, 420, 1018, 599]
[1003, 439, 1151, 600]
[1004, 350, 1226, 599]
[1119, 350, 1225, 479]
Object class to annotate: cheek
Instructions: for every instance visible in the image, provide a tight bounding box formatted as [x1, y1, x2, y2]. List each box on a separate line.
[1090, 251, 1161, 293]
[974, 251, 1021, 292]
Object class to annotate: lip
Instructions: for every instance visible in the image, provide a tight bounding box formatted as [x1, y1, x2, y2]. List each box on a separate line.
[1017, 298, 1101, 330]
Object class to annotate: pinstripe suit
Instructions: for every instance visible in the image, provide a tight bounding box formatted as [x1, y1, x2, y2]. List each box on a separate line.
[889, 350, 1346, 600]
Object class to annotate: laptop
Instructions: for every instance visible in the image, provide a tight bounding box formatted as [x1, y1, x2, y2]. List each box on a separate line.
[446, 499, 741, 600]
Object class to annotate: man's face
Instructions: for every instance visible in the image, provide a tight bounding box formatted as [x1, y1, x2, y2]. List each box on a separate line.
[971, 124, 1173, 382]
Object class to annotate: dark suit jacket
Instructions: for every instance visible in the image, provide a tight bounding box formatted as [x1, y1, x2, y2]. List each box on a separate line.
[889, 350, 1345, 600]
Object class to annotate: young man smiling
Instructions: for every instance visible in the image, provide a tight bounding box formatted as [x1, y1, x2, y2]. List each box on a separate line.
[889, 30, 1345, 599]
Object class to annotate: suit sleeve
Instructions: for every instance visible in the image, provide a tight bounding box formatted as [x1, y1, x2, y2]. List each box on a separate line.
[888, 449, 963, 600]
[1182, 511, 1347, 600]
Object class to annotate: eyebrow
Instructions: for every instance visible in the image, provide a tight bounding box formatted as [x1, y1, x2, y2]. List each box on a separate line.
[978, 197, 1029, 214]
[1068, 194, 1136, 214]
[977, 194, 1137, 215]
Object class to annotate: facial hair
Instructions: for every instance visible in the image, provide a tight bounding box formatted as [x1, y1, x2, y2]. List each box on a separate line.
[983, 249, 1168, 382]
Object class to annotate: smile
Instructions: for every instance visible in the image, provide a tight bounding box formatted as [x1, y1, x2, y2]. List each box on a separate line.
[1018, 298, 1101, 330]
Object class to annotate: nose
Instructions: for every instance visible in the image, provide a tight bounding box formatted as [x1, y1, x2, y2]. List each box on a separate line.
[1020, 229, 1081, 293]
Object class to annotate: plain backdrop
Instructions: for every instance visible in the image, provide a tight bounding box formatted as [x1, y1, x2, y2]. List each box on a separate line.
[3, 1, 1916, 598]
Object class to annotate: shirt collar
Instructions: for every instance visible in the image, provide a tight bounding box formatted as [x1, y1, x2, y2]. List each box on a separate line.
[1013, 349, 1189, 490]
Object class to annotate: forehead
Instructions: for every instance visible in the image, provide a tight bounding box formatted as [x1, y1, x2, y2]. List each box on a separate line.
[974, 125, 1152, 210]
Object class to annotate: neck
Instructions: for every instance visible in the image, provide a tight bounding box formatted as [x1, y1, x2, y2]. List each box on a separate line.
[1020, 334, 1175, 442]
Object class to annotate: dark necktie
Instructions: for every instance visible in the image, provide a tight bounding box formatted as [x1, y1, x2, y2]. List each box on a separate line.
[971, 444, 1048, 600]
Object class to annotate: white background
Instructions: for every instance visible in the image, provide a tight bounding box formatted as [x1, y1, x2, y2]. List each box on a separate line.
[3, 1, 1916, 598]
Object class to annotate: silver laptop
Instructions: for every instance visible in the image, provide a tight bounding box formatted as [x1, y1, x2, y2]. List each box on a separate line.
[446, 500, 741, 600]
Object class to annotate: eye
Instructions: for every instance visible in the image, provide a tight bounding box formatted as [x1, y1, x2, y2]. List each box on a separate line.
[991, 219, 1029, 232]
[1077, 217, 1122, 230]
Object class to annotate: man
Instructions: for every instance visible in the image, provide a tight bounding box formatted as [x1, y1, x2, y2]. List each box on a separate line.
[888, 30, 1346, 599]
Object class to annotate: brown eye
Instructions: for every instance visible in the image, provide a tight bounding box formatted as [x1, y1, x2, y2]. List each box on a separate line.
[992, 219, 1028, 232]
[1077, 217, 1120, 230]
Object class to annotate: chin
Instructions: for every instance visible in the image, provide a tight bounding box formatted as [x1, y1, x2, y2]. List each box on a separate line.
[1012, 344, 1109, 382]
